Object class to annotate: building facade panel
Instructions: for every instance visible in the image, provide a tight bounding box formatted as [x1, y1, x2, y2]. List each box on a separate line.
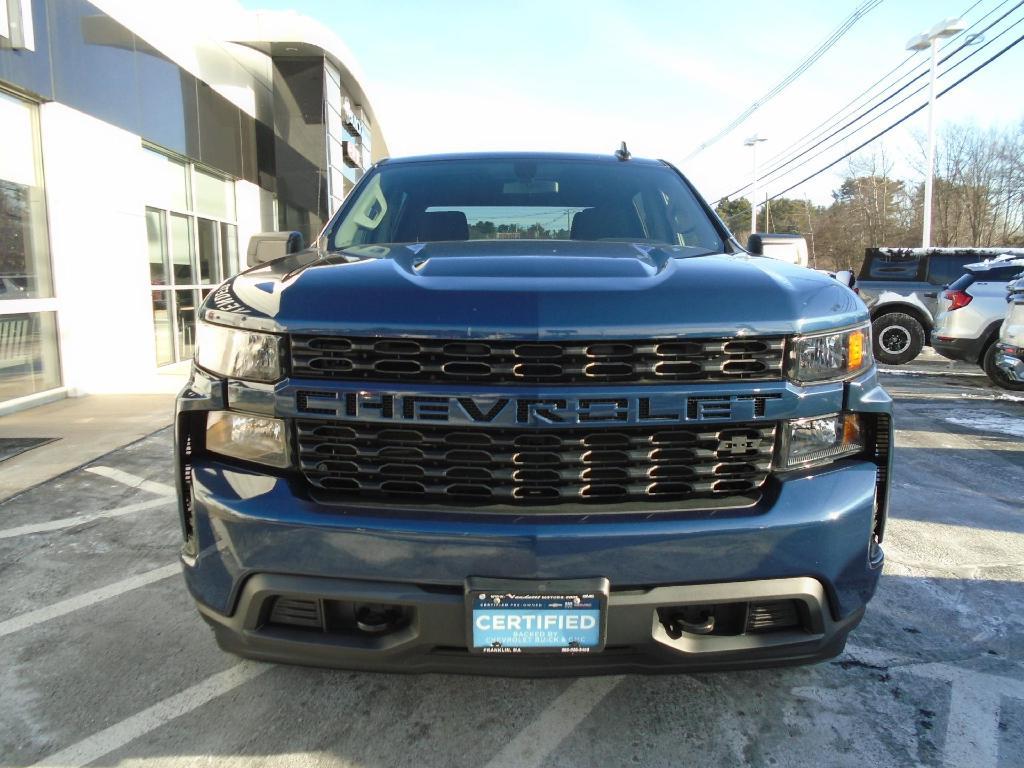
[0, 0, 52, 99]
[0, 0, 388, 412]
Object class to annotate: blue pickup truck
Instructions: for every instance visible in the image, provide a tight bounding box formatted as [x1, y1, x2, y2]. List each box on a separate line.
[175, 151, 893, 674]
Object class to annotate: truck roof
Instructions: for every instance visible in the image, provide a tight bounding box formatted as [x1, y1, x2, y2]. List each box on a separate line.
[379, 151, 668, 167]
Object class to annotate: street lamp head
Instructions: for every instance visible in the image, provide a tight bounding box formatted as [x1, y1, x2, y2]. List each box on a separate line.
[930, 17, 967, 38]
[906, 33, 931, 51]
[743, 135, 767, 146]
[907, 17, 966, 49]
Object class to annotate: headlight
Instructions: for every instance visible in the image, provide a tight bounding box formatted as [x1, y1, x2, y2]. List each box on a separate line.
[787, 323, 872, 383]
[778, 413, 864, 469]
[206, 411, 289, 468]
[195, 321, 283, 382]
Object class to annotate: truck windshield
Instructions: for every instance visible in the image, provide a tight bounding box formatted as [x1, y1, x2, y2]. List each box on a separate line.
[327, 158, 725, 255]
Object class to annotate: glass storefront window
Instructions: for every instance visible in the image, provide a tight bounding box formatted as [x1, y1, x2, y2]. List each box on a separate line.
[174, 288, 198, 359]
[145, 149, 239, 365]
[196, 217, 218, 285]
[0, 312, 61, 402]
[0, 91, 52, 300]
[146, 208, 168, 285]
[141, 148, 190, 212]
[151, 290, 174, 366]
[169, 213, 194, 285]
[220, 224, 238, 281]
[194, 168, 235, 221]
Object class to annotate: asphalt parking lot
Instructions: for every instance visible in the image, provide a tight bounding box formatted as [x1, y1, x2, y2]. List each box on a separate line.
[2, 353, 1022, 768]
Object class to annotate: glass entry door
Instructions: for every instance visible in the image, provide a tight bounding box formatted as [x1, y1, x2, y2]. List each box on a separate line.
[144, 149, 239, 365]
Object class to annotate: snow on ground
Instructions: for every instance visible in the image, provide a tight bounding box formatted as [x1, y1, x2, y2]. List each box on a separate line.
[944, 410, 1024, 438]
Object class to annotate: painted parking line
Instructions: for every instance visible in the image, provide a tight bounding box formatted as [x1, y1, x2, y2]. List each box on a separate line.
[0, 563, 179, 638]
[85, 466, 175, 496]
[483, 675, 623, 768]
[29, 662, 269, 768]
[900, 662, 1024, 768]
[0, 497, 173, 540]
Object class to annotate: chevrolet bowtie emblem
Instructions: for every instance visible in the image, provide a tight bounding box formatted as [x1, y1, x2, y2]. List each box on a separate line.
[720, 436, 759, 455]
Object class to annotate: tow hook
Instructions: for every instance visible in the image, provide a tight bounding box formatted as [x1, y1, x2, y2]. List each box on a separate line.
[355, 603, 404, 634]
[665, 609, 716, 638]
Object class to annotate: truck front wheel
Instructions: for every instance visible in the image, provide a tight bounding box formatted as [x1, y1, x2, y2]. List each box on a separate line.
[873, 313, 925, 366]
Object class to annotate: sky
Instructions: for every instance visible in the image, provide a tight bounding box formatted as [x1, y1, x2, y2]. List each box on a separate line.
[239, 0, 1024, 206]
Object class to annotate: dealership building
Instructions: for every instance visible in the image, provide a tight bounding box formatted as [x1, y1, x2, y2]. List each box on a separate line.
[0, 0, 388, 413]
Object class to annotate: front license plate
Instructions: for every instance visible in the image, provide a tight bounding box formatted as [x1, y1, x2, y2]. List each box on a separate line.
[465, 577, 609, 655]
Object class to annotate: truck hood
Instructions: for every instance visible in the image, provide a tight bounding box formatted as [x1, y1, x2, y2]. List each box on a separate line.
[208, 241, 866, 337]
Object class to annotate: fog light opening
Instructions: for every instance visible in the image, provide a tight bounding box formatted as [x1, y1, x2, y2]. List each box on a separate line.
[658, 599, 810, 639]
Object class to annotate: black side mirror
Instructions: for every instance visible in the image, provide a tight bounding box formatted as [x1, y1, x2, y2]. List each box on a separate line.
[246, 231, 306, 267]
[746, 234, 763, 255]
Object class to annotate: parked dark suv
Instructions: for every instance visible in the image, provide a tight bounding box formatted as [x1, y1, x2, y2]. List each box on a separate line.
[175, 152, 893, 675]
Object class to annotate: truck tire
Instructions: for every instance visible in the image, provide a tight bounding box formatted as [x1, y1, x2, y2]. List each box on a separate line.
[873, 313, 925, 366]
[982, 342, 1024, 391]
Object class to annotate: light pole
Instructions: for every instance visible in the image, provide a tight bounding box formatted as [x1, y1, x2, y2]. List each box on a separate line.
[907, 17, 966, 248]
[744, 134, 767, 238]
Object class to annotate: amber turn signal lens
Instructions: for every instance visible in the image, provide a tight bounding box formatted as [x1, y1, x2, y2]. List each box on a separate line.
[847, 329, 865, 371]
[842, 412, 862, 444]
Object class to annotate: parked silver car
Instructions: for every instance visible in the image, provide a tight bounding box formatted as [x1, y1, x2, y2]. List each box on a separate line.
[996, 276, 1024, 387]
[854, 248, 1024, 365]
[932, 255, 1024, 389]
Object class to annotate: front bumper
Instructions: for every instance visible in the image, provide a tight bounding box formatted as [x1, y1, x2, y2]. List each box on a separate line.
[198, 573, 863, 675]
[175, 367, 892, 674]
[995, 344, 1024, 381]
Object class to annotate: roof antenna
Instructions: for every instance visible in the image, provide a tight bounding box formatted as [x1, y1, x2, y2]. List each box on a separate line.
[615, 141, 631, 161]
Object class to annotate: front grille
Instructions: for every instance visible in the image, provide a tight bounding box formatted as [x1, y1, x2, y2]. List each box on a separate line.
[296, 420, 776, 506]
[177, 415, 198, 555]
[290, 335, 786, 384]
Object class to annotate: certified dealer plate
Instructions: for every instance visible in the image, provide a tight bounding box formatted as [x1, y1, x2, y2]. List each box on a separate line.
[465, 577, 609, 655]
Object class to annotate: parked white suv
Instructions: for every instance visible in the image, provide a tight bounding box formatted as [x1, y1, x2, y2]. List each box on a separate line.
[995, 276, 1024, 387]
[932, 255, 1024, 389]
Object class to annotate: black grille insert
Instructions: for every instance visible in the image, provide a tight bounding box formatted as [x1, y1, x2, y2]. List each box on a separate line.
[291, 335, 786, 384]
[871, 414, 892, 544]
[296, 420, 776, 506]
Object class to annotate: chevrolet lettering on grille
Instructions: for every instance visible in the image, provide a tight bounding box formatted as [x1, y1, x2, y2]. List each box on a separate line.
[295, 390, 784, 427]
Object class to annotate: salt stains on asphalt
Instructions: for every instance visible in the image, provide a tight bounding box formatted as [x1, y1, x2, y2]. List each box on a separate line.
[899, 664, 1024, 768]
[29, 662, 269, 768]
[0, 497, 173, 540]
[84, 465, 175, 496]
[0, 563, 180, 638]
[943, 411, 1024, 439]
[482, 676, 623, 768]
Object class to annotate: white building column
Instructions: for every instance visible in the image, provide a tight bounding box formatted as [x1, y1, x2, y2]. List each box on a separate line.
[39, 103, 159, 395]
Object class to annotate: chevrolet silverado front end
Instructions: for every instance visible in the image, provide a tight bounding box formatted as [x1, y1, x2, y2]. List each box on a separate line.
[174, 152, 893, 674]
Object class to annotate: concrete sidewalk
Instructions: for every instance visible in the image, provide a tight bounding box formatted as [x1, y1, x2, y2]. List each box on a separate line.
[0, 394, 176, 501]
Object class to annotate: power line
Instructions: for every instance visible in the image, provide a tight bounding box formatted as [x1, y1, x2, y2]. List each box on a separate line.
[684, 0, 885, 161]
[714, 0, 1024, 203]
[764, 30, 1024, 202]
[752, 0, 993, 183]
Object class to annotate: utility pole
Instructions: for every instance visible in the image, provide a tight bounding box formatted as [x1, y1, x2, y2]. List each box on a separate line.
[744, 134, 767, 238]
[804, 198, 817, 269]
[906, 17, 966, 248]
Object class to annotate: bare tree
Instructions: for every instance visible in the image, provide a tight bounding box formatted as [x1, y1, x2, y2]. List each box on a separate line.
[910, 121, 1024, 247]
